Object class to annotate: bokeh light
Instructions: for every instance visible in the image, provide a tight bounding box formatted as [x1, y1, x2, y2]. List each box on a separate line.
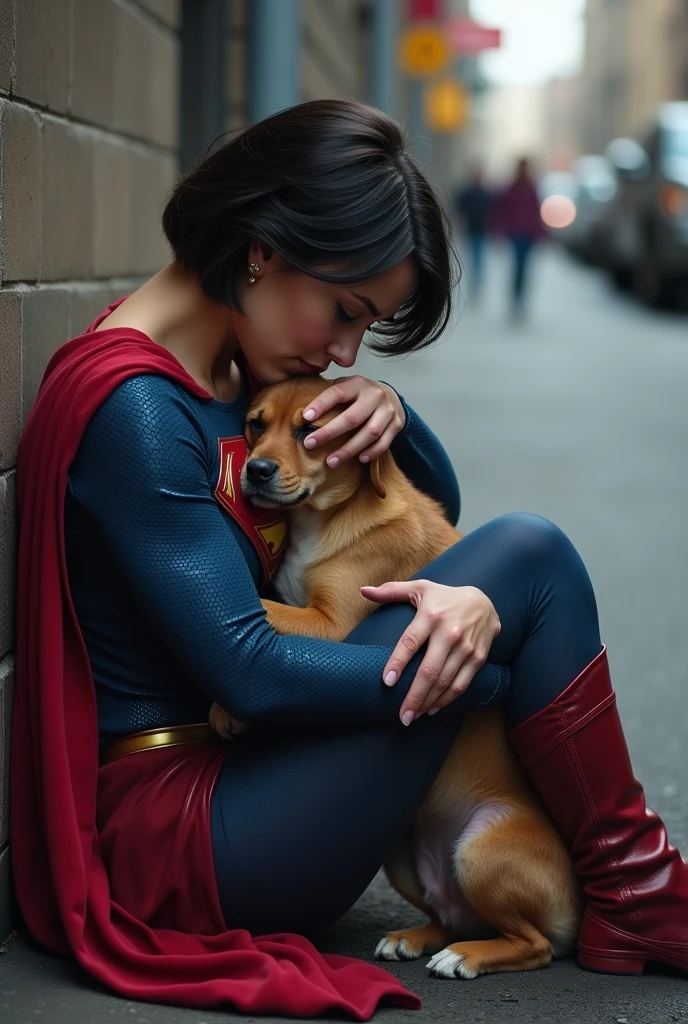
[540, 194, 577, 229]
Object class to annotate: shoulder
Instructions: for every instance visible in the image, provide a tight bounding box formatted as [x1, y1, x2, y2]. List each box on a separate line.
[93, 374, 204, 430]
[81, 375, 210, 465]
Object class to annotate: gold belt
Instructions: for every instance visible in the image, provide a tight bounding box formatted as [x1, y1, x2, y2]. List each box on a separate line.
[100, 722, 222, 766]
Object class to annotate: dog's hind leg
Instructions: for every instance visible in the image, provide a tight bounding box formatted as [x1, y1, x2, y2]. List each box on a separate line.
[427, 810, 578, 979]
[376, 829, 450, 961]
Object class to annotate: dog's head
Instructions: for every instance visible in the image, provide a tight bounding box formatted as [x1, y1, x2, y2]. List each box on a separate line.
[240, 377, 387, 511]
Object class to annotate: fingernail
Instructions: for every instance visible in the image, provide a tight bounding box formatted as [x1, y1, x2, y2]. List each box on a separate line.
[427, 708, 439, 716]
[359, 454, 370, 463]
[303, 409, 315, 420]
[304, 436, 317, 448]
[384, 671, 397, 685]
[402, 710, 414, 727]
[326, 455, 339, 468]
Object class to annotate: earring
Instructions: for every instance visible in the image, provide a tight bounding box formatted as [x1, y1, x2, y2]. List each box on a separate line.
[248, 262, 260, 284]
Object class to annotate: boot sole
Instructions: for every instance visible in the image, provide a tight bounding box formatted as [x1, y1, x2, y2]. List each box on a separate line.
[579, 945, 688, 977]
[578, 947, 645, 975]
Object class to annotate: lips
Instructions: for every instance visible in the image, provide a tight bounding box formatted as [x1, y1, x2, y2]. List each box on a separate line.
[297, 359, 325, 375]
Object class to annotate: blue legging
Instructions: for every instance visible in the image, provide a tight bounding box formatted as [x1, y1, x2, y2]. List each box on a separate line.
[211, 513, 601, 934]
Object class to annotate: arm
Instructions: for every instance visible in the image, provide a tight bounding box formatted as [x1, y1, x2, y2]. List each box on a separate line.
[68, 377, 440, 724]
[384, 386, 461, 525]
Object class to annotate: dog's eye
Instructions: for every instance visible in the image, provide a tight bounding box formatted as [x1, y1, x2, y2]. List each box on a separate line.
[294, 425, 317, 440]
[249, 418, 264, 433]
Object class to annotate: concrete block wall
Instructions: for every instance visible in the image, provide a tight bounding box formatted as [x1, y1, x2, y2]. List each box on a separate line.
[0, 0, 180, 940]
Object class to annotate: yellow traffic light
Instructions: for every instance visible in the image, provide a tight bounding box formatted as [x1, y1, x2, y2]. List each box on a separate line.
[424, 79, 469, 132]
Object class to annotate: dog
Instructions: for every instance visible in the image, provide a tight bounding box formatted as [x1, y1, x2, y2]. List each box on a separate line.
[210, 376, 581, 979]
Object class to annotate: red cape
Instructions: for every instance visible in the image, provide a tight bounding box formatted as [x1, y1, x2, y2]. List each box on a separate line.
[10, 315, 421, 1019]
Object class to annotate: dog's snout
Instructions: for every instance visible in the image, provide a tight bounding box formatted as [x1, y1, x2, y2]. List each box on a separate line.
[246, 458, 278, 485]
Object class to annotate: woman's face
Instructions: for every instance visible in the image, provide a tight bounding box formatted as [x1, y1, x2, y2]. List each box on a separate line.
[231, 246, 418, 384]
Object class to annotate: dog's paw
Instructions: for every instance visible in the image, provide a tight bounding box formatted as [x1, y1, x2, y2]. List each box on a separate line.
[427, 948, 478, 980]
[375, 934, 424, 961]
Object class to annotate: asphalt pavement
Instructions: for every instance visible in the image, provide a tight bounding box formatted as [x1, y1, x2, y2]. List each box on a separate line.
[2, 242, 688, 1023]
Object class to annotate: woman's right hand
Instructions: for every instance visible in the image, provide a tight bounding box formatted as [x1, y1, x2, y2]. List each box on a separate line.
[361, 580, 501, 724]
[209, 702, 249, 740]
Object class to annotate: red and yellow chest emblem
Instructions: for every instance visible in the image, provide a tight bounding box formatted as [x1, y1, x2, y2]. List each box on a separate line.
[215, 436, 287, 584]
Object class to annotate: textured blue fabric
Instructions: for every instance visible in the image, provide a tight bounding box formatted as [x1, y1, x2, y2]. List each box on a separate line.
[64, 373, 503, 744]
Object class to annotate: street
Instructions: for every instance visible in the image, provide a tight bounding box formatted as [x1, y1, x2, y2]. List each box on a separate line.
[2, 243, 688, 1023]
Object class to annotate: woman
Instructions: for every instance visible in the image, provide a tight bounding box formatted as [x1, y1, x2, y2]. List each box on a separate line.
[491, 156, 546, 319]
[12, 101, 687, 1019]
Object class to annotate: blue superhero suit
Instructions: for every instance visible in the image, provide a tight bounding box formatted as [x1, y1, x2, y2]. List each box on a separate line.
[64, 372, 500, 744]
[65, 371, 601, 935]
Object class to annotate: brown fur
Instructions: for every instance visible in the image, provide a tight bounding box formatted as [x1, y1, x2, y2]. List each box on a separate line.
[210, 376, 581, 979]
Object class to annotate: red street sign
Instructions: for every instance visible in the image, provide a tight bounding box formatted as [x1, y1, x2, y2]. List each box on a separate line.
[409, 0, 442, 21]
[447, 17, 501, 53]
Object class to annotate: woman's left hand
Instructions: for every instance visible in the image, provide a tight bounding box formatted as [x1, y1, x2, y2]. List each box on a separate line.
[360, 581, 501, 724]
[301, 376, 405, 467]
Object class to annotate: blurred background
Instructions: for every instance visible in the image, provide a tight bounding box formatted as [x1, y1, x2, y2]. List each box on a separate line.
[2, 9, 688, 1019]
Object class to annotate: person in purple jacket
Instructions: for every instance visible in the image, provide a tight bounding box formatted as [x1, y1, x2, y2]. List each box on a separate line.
[491, 157, 546, 319]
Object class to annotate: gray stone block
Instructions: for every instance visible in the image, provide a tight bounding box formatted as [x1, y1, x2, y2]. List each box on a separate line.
[71, 0, 116, 126]
[113, 4, 153, 141]
[0, 472, 15, 661]
[0, 289, 21, 471]
[93, 137, 133, 277]
[0, 655, 14, 848]
[130, 150, 175, 275]
[69, 284, 119, 338]
[14, 0, 70, 113]
[0, 100, 42, 283]
[41, 119, 95, 281]
[21, 288, 71, 423]
[0, 0, 14, 95]
[0, 842, 10, 940]
[148, 25, 179, 149]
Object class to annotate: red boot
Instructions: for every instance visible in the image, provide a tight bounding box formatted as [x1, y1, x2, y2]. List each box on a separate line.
[508, 646, 688, 975]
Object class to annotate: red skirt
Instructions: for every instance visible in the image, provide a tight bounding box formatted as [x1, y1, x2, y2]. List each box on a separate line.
[97, 743, 229, 933]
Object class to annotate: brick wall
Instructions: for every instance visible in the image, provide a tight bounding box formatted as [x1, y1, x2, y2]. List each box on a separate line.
[0, 0, 180, 940]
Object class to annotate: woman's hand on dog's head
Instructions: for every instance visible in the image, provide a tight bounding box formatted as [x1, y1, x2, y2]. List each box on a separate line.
[360, 581, 501, 726]
[300, 376, 405, 469]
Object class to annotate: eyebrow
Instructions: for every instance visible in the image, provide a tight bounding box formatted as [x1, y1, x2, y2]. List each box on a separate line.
[352, 292, 380, 318]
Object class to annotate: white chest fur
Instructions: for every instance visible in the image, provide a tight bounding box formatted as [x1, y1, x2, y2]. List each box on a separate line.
[273, 509, 322, 608]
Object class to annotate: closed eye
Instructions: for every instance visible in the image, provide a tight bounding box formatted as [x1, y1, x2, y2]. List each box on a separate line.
[336, 303, 356, 324]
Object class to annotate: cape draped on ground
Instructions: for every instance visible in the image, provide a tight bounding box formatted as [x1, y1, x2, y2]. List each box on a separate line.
[10, 310, 421, 1019]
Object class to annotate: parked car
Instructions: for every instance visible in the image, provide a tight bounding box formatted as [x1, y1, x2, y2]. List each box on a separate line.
[595, 102, 688, 306]
[565, 155, 618, 265]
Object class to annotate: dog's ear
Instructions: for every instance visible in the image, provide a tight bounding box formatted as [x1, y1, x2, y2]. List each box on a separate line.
[368, 454, 387, 499]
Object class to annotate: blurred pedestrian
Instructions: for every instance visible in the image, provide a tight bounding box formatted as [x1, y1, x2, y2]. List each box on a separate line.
[491, 157, 545, 320]
[453, 165, 493, 302]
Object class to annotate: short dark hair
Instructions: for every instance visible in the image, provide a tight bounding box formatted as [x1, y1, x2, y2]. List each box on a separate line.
[162, 100, 458, 356]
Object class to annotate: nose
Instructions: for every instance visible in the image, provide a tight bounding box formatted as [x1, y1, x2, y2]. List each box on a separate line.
[326, 333, 362, 368]
[246, 458, 278, 485]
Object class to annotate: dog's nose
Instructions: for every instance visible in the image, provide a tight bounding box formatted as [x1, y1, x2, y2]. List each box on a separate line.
[246, 458, 278, 485]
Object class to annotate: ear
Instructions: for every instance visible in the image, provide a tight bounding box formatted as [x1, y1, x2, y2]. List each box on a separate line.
[248, 240, 284, 269]
[368, 455, 387, 499]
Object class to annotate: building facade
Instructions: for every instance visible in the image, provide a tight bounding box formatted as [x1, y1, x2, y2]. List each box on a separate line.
[580, 0, 688, 154]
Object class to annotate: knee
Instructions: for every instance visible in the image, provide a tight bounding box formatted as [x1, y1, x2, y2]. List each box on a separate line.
[488, 513, 595, 604]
